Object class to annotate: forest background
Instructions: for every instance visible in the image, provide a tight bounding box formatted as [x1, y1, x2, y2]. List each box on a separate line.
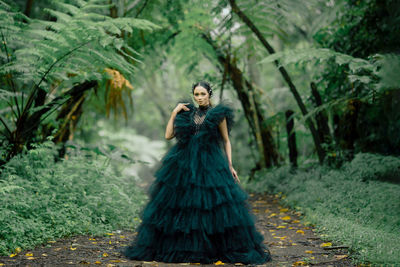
[0, 0, 399, 265]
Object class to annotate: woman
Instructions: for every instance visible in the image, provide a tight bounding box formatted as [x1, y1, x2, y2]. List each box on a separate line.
[124, 81, 272, 264]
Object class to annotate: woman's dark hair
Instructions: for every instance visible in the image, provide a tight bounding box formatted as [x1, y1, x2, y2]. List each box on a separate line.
[191, 81, 213, 97]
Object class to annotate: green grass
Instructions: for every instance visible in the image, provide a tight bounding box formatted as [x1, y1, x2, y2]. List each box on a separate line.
[0, 141, 147, 255]
[242, 153, 400, 265]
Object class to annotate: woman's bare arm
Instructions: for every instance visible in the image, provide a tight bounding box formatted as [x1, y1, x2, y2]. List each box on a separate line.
[218, 118, 239, 182]
[218, 118, 232, 165]
[165, 111, 178, 140]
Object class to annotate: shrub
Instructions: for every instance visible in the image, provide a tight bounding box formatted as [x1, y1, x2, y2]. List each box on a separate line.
[243, 153, 400, 265]
[0, 141, 147, 255]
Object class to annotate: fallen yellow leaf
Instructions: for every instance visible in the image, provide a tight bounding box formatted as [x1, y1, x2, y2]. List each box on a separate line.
[103, 252, 109, 257]
[92, 242, 97, 244]
[42, 254, 48, 257]
[105, 233, 114, 236]
[94, 261, 102, 264]
[27, 257, 35, 260]
[15, 247, 21, 253]
[334, 254, 348, 259]
[292, 220, 300, 223]
[277, 225, 286, 228]
[214, 260, 224, 265]
[310, 256, 315, 259]
[110, 260, 121, 263]
[119, 235, 125, 239]
[268, 213, 277, 217]
[293, 260, 307, 266]
[296, 230, 305, 235]
[291, 243, 298, 245]
[279, 236, 287, 240]
[9, 254, 17, 258]
[109, 241, 112, 244]
[305, 250, 313, 254]
[26, 253, 33, 257]
[47, 240, 56, 243]
[0, 263, 5, 266]
[269, 229, 275, 232]
[281, 216, 291, 220]
[321, 242, 332, 247]
[70, 247, 77, 251]
[280, 208, 289, 212]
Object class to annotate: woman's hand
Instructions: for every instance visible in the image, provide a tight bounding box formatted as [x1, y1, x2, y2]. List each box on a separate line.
[172, 103, 190, 114]
[229, 165, 240, 183]
[165, 103, 190, 140]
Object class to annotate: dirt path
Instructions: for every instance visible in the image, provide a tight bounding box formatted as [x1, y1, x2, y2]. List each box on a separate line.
[0, 193, 355, 266]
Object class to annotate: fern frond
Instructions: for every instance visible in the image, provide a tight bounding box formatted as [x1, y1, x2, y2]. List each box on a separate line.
[1, 0, 160, 90]
[69, 0, 87, 7]
[43, 8, 73, 23]
[81, 3, 114, 12]
[52, 2, 81, 16]
[373, 53, 400, 91]
[258, 47, 373, 72]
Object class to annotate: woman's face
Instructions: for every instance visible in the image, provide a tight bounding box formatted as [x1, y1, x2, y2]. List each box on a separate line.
[193, 86, 210, 107]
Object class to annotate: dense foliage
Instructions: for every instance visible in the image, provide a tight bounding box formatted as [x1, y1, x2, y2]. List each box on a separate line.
[243, 152, 400, 265]
[0, 141, 147, 255]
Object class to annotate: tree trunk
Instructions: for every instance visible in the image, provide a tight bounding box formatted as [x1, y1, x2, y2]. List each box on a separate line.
[201, 33, 281, 168]
[248, 89, 266, 168]
[333, 99, 361, 159]
[310, 82, 332, 145]
[54, 93, 87, 158]
[24, 0, 34, 17]
[285, 110, 298, 168]
[6, 81, 97, 162]
[229, 0, 325, 164]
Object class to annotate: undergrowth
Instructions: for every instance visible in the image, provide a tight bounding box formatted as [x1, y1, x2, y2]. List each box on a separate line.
[242, 152, 400, 265]
[0, 141, 147, 255]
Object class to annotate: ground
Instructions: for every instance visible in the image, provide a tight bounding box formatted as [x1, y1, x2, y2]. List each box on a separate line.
[0, 193, 355, 266]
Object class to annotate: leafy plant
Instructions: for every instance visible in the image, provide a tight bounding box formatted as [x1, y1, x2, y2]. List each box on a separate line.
[243, 153, 400, 265]
[0, 0, 161, 162]
[0, 140, 147, 255]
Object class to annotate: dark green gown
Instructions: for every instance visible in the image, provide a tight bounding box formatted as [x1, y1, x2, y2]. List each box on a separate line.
[124, 100, 272, 264]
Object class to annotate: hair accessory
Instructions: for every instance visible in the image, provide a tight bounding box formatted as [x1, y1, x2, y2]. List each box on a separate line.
[192, 81, 213, 97]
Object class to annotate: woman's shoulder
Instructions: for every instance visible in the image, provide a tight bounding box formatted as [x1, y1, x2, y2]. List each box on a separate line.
[207, 100, 236, 133]
[209, 100, 235, 118]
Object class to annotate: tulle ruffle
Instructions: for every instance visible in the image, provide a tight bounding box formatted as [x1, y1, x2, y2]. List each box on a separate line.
[124, 100, 271, 264]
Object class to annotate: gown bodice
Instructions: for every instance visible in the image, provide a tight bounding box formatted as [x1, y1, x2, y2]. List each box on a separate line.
[173, 100, 235, 146]
[193, 105, 212, 135]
